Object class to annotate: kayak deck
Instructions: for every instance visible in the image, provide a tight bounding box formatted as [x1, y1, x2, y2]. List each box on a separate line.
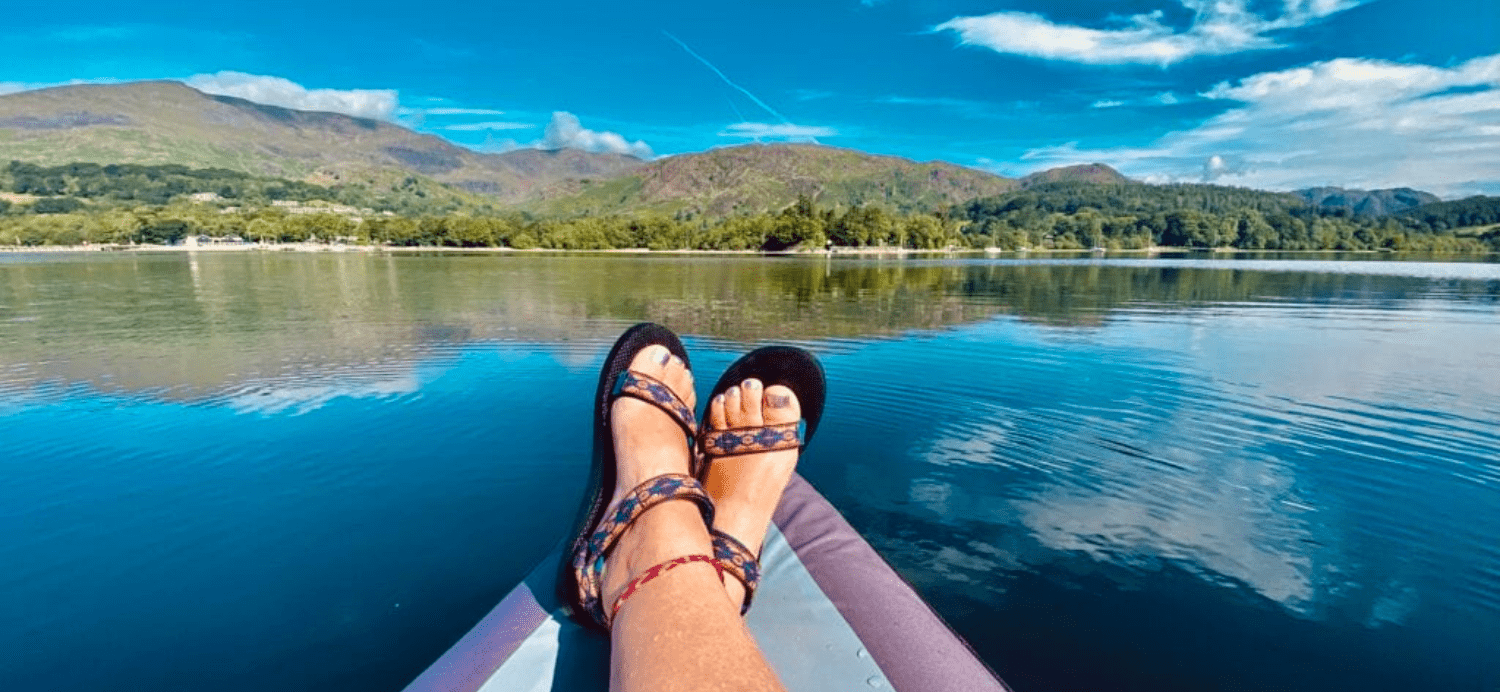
[403, 475, 1008, 692]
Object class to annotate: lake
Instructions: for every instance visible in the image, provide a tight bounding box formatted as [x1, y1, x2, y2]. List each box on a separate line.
[2, 251, 1497, 691]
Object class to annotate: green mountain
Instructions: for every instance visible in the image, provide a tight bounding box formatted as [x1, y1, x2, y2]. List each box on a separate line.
[1293, 186, 1440, 218]
[524, 143, 1019, 217]
[1020, 163, 1129, 187]
[0, 82, 1022, 216]
[1390, 195, 1500, 231]
[0, 81, 644, 202]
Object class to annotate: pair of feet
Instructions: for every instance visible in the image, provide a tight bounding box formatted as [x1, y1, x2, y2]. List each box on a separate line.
[601, 344, 801, 613]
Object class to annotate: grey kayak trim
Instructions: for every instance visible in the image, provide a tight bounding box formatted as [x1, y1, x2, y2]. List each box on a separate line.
[772, 475, 1009, 692]
[402, 474, 1009, 692]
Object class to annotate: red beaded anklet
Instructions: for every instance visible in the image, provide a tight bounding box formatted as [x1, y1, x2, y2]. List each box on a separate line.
[609, 554, 726, 622]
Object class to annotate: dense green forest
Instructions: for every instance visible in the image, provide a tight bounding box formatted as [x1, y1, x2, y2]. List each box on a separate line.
[0, 161, 484, 216]
[2, 161, 1497, 252]
[952, 181, 1500, 252]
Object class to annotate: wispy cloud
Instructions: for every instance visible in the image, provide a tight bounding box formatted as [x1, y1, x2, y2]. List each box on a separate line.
[936, 0, 1363, 66]
[185, 72, 398, 120]
[541, 112, 652, 158]
[664, 31, 793, 125]
[0, 77, 127, 95]
[791, 88, 834, 101]
[876, 94, 1010, 119]
[1020, 54, 1500, 197]
[47, 25, 152, 42]
[719, 122, 837, 140]
[1087, 91, 1189, 109]
[414, 107, 508, 116]
[440, 121, 535, 131]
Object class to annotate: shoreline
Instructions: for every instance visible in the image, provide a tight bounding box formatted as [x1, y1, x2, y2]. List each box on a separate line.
[0, 243, 1493, 258]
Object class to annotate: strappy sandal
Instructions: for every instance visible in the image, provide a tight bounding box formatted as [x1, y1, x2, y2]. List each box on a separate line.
[698, 346, 827, 616]
[560, 323, 725, 630]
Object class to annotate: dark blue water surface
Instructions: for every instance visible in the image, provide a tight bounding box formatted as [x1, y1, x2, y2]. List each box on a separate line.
[2, 252, 1497, 691]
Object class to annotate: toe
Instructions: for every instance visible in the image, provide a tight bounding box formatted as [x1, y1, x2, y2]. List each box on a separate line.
[736, 379, 764, 426]
[664, 354, 696, 410]
[625, 345, 694, 410]
[722, 384, 742, 424]
[708, 393, 727, 431]
[628, 344, 672, 378]
[762, 385, 800, 425]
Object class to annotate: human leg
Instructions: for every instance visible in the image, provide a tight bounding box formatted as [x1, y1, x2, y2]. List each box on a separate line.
[580, 338, 787, 692]
[700, 378, 803, 609]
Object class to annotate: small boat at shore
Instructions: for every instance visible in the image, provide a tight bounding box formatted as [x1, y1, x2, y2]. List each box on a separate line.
[401, 474, 1010, 692]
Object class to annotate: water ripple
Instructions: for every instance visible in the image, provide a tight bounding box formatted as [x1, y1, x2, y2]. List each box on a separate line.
[3, 254, 1498, 692]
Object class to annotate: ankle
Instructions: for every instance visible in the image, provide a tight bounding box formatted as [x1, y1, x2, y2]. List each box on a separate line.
[603, 500, 713, 601]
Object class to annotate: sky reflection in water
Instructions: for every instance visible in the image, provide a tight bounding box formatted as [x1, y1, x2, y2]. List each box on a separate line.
[1, 252, 1497, 692]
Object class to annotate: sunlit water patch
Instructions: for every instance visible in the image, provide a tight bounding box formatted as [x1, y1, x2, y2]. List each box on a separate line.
[1, 252, 1497, 692]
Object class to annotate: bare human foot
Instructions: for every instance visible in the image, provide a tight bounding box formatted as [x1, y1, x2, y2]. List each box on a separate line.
[702, 378, 802, 610]
[598, 344, 717, 611]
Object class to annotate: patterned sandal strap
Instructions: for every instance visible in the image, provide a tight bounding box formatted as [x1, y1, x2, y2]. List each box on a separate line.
[613, 371, 698, 438]
[711, 528, 762, 615]
[699, 420, 806, 458]
[573, 473, 715, 629]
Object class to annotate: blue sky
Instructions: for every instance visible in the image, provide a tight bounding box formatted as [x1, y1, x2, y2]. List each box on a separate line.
[1, 0, 1497, 196]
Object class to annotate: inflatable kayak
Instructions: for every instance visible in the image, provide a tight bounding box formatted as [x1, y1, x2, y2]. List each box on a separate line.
[401, 473, 1010, 692]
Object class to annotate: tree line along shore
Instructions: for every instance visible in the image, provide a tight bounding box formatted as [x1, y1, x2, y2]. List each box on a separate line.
[2, 160, 1497, 253]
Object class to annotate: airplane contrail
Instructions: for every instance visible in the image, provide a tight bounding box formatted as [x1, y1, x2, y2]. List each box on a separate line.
[662, 31, 791, 125]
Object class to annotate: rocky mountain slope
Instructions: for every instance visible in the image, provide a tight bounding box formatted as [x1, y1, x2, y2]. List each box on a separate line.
[0, 81, 644, 202]
[525, 143, 1019, 216]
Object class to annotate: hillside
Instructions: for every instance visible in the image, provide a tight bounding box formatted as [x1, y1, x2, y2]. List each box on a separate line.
[1021, 163, 1129, 187]
[0, 81, 643, 202]
[524, 144, 1019, 217]
[1294, 186, 1440, 217]
[1390, 195, 1500, 232]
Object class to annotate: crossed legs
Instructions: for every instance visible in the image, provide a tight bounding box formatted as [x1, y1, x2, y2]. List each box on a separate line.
[598, 345, 798, 692]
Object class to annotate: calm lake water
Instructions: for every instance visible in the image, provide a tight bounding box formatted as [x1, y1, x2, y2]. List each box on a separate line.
[2, 252, 1497, 692]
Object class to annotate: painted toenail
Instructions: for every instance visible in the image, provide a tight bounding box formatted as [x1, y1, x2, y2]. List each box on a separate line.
[745, 379, 761, 389]
[658, 349, 671, 365]
[767, 393, 792, 408]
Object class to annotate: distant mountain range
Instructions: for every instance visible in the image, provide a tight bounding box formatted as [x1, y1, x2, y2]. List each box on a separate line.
[0, 81, 642, 203]
[1293, 187, 1441, 218]
[0, 81, 1447, 218]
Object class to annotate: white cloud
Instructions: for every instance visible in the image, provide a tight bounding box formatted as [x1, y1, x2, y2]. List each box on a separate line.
[1019, 54, 1500, 197]
[719, 122, 837, 140]
[185, 71, 399, 120]
[441, 121, 535, 131]
[877, 94, 1012, 119]
[540, 111, 652, 158]
[1089, 92, 1189, 109]
[0, 78, 123, 95]
[936, 0, 1362, 66]
[416, 107, 508, 116]
[791, 88, 834, 101]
